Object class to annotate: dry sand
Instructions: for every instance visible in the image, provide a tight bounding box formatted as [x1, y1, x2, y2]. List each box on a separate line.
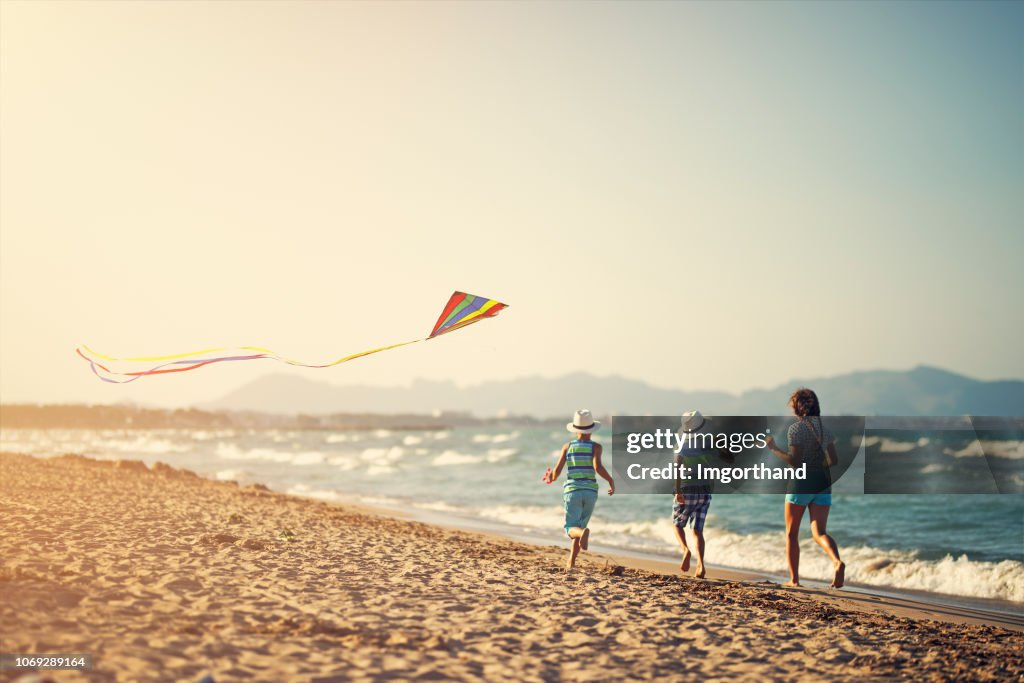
[1, 451, 1022, 682]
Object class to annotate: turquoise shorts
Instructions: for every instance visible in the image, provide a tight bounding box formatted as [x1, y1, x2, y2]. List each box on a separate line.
[563, 489, 597, 535]
[785, 493, 832, 506]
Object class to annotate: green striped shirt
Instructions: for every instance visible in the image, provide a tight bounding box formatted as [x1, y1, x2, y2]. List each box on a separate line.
[563, 440, 599, 493]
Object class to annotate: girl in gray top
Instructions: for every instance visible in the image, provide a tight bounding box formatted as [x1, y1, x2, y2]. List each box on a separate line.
[766, 388, 845, 589]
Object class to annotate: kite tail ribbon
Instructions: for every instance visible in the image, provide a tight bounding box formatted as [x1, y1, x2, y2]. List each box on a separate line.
[77, 291, 507, 383]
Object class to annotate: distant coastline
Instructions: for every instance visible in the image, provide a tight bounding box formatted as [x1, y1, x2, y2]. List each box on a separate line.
[0, 403, 554, 431]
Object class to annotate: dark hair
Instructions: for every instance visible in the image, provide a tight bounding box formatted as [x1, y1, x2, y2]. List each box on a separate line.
[789, 388, 821, 417]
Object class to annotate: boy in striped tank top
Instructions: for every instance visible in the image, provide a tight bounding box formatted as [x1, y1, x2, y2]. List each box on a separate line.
[543, 409, 615, 570]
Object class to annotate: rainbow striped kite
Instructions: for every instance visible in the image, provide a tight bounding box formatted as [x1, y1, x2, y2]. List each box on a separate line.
[77, 291, 508, 383]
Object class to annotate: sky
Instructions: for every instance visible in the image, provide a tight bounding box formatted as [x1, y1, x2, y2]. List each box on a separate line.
[1, 1, 1021, 407]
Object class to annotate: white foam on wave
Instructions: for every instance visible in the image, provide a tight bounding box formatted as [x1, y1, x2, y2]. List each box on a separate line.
[291, 451, 325, 466]
[414, 500, 463, 513]
[432, 450, 484, 466]
[0, 429, 46, 454]
[360, 447, 405, 464]
[92, 435, 191, 455]
[215, 443, 296, 463]
[947, 440, 1024, 460]
[355, 494, 405, 507]
[328, 455, 360, 471]
[879, 439, 918, 453]
[601, 521, 1024, 603]
[190, 430, 235, 441]
[465, 501, 1024, 603]
[472, 432, 520, 444]
[403, 435, 424, 446]
[487, 448, 518, 462]
[476, 504, 565, 530]
[286, 483, 339, 501]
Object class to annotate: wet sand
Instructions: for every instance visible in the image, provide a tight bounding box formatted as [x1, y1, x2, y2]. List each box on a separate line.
[1, 452, 1022, 681]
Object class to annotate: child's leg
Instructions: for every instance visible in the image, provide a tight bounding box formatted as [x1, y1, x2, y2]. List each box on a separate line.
[808, 503, 844, 588]
[674, 525, 691, 572]
[692, 529, 706, 579]
[567, 528, 584, 569]
[692, 497, 709, 578]
[672, 501, 691, 571]
[576, 493, 596, 551]
[784, 502, 805, 587]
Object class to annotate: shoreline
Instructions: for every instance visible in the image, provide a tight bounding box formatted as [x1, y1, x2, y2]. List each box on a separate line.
[2, 451, 1023, 681]
[339, 490, 1024, 631]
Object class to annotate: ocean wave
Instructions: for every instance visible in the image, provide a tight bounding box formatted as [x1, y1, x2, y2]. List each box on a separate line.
[215, 443, 284, 462]
[328, 455, 360, 471]
[362, 446, 406, 464]
[413, 500, 464, 513]
[190, 430, 236, 441]
[471, 432, 520, 444]
[879, 438, 928, 453]
[487, 448, 518, 462]
[286, 483, 339, 501]
[468, 502, 1024, 603]
[88, 435, 191, 455]
[476, 504, 566, 530]
[432, 450, 485, 466]
[947, 440, 1024, 460]
[291, 451, 326, 466]
[215, 443, 310, 464]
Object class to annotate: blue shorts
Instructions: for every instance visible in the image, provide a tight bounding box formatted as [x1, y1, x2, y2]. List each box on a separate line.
[785, 493, 832, 506]
[673, 493, 711, 532]
[563, 489, 597, 535]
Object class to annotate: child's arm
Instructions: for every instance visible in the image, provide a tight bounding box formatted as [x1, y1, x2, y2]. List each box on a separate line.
[544, 445, 568, 483]
[765, 436, 797, 467]
[593, 443, 615, 495]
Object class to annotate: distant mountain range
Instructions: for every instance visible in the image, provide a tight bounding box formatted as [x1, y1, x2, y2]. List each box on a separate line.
[204, 366, 1024, 418]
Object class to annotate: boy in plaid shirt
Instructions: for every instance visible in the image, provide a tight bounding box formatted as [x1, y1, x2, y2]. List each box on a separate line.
[673, 410, 732, 578]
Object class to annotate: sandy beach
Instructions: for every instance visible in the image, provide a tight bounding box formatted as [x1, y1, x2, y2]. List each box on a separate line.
[1, 452, 1022, 682]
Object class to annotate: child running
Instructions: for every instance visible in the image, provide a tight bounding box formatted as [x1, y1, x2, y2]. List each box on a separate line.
[543, 409, 615, 570]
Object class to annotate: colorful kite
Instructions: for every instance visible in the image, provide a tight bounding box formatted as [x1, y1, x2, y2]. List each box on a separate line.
[77, 291, 508, 383]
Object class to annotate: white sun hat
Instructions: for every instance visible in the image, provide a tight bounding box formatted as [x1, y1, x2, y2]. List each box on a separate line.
[681, 410, 708, 433]
[567, 409, 601, 434]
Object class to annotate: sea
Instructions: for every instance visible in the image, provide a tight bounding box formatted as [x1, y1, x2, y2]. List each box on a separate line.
[3, 426, 1022, 607]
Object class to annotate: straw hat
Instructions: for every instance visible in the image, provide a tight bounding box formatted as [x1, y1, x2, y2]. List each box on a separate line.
[680, 410, 708, 433]
[567, 409, 601, 434]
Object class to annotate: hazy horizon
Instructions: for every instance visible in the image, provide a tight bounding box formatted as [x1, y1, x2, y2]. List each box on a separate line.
[2, 362, 1018, 413]
[2, 1, 1022, 406]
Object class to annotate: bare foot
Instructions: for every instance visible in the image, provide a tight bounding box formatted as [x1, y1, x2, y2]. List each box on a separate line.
[681, 550, 691, 573]
[831, 561, 845, 588]
[695, 564, 705, 579]
[580, 527, 590, 551]
[783, 581, 801, 587]
[567, 538, 580, 570]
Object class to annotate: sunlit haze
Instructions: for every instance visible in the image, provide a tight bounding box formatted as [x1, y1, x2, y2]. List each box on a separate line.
[2, 1, 1021, 407]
